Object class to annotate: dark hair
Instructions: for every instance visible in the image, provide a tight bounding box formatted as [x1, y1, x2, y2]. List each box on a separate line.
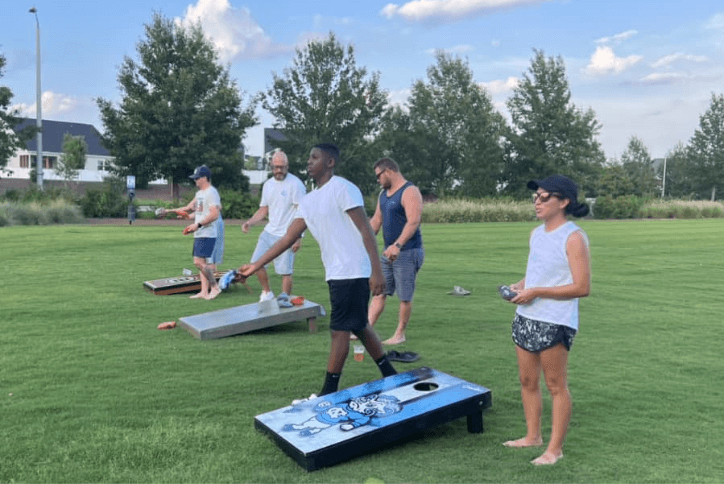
[314, 143, 340, 162]
[565, 201, 590, 218]
[373, 157, 400, 173]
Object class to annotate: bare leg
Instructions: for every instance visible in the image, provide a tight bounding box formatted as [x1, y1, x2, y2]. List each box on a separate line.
[531, 344, 570, 465]
[503, 346, 544, 448]
[355, 324, 386, 360]
[383, 300, 411, 345]
[328, 330, 351, 373]
[354, 294, 386, 340]
[256, 267, 271, 294]
[281, 274, 293, 295]
[191, 257, 209, 298]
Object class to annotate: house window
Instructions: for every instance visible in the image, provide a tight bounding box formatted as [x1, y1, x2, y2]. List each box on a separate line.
[20, 155, 29, 168]
[44, 156, 56, 169]
[98, 159, 111, 171]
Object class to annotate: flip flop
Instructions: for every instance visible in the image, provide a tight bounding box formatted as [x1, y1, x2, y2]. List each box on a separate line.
[387, 350, 420, 363]
[447, 285, 471, 296]
[157, 321, 176, 330]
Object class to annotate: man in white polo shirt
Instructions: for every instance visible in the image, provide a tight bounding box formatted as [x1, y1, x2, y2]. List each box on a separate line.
[241, 151, 306, 302]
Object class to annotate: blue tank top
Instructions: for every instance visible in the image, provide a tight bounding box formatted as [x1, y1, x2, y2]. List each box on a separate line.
[380, 181, 423, 250]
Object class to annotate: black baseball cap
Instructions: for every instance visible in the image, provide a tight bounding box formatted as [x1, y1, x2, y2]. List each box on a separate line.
[527, 175, 578, 202]
[189, 165, 212, 180]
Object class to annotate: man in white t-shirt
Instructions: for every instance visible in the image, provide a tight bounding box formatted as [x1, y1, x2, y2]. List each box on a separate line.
[241, 151, 306, 302]
[239, 143, 396, 402]
[164, 165, 222, 300]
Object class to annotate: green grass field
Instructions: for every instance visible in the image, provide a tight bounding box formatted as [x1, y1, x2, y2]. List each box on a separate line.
[2, 219, 723, 483]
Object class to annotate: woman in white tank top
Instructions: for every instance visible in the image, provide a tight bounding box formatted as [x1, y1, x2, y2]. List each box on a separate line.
[502, 175, 591, 466]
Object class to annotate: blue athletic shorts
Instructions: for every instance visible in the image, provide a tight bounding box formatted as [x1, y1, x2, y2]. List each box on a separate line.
[192, 237, 216, 259]
[380, 247, 424, 301]
[251, 230, 295, 275]
[511, 313, 577, 352]
[328, 278, 369, 332]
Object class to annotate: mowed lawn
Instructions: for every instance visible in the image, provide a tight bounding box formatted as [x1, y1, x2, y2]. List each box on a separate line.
[1, 219, 723, 483]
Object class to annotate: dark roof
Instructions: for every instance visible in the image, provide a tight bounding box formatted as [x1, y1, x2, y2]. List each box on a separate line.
[264, 128, 287, 154]
[13, 118, 109, 156]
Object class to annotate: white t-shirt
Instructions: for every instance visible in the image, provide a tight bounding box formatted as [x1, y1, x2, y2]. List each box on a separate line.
[193, 186, 221, 238]
[260, 173, 306, 237]
[296, 176, 371, 281]
[516, 221, 589, 330]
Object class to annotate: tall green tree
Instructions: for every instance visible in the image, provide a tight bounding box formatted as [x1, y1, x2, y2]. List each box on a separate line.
[688, 93, 724, 200]
[56, 133, 88, 184]
[0, 53, 37, 176]
[401, 52, 506, 197]
[259, 32, 387, 194]
[620, 136, 658, 196]
[97, 13, 256, 196]
[659, 142, 697, 199]
[504, 50, 604, 196]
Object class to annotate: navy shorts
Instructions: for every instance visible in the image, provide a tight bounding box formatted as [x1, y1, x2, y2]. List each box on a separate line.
[381, 247, 424, 301]
[192, 237, 216, 259]
[328, 278, 369, 332]
[511, 313, 577, 352]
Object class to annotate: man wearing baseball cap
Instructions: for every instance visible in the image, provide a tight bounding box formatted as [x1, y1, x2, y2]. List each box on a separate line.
[164, 165, 223, 299]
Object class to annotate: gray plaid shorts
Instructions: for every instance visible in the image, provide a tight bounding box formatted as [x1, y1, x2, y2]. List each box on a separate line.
[511, 313, 576, 352]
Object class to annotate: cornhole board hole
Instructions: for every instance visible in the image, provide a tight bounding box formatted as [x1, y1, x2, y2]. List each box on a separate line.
[254, 367, 492, 471]
[178, 298, 326, 340]
[143, 274, 220, 295]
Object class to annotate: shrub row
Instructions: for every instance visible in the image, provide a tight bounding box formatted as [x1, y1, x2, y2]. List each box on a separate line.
[422, 199, 535, 223]
[0, 200, 84, 226]
[593, 197, 724, 219]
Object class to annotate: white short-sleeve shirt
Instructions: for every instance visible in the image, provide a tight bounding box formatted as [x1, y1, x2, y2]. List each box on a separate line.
[260, 173, 306, 237]
[194, 186, 221, 238]
[296, 176, 371, 281]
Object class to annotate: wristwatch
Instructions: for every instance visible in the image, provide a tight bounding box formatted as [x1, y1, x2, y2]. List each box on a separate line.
[394, 242, 402, 249]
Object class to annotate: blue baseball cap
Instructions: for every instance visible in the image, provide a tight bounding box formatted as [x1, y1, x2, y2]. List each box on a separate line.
[527, 175, 578, 202]
[189, 165, 212, 180]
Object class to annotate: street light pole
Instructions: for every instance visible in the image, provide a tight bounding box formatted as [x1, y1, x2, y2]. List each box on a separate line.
[29, 6, 43, 190]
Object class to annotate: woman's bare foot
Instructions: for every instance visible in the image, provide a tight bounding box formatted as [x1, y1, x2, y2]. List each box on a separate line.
[502, 437, 543, 448]
[205, 286, 221, 300]
[383, 334, 406, 345]
[531, 451, 563, 465]
[189, 292, 206, 299]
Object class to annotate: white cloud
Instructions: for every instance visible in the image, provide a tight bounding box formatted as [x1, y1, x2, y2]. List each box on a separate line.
[704, 12, 724, 30]
[13, 91, 79, 117]
[176, 0, 291, 62]
[636, 72, 688, 86]
[651, 53, 708, 69]
[387, 88, 412, 108]
[594, 29, 638, 45]
[584, 46, 643, 76]
[381, 0, 549, 24]
[479, 76, 519, 94]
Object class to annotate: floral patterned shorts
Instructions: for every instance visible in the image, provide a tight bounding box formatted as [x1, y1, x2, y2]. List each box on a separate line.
[511, 314, 577, 352]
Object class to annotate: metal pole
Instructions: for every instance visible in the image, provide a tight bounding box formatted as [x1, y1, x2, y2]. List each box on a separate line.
[661, 157, 666, 198]
[30, 7, 43, 190]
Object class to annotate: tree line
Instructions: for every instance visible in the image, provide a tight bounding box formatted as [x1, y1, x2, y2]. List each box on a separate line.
[2, 12, 722, 201]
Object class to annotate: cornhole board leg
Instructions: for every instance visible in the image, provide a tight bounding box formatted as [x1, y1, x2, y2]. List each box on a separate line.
[308, 317, 317, 333]
[254, 367, 492, 471]
[178, 298, 326, 340]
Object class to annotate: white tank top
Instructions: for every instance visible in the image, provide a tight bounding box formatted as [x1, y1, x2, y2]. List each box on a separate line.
[516, 221, 588, 330]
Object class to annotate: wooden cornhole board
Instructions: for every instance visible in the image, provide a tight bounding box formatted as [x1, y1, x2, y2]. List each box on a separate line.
[254, 367, 492, 471]
[143, 274, 219, 295]
[178, 298, 326, 340]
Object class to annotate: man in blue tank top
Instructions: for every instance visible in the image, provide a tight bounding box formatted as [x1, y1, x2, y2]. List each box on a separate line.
[366, 157, 425, 345]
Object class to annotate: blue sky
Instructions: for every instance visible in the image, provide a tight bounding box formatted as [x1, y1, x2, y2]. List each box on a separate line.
[2, 0, 723, 159]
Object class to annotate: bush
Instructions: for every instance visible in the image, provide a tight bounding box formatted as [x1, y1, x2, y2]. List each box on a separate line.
[421, 198, 535, 223]
[593, 195, 646, 219]
[219, 189, 259, 220]
[0, 200, 84, 226]
[78, 177, 127, 218]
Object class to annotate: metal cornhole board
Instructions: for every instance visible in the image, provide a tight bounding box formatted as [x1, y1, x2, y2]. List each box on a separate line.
[143, 274, 219, 295]
[178, 298, 326, 340]
[254, 367, 492, 471]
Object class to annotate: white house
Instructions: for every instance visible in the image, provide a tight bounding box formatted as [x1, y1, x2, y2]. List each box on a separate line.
[7, 118, 116, 182]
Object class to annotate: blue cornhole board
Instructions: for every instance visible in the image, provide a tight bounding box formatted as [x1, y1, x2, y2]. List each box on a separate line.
[178, 298, 326, 340]
[254, 367, 492, 471]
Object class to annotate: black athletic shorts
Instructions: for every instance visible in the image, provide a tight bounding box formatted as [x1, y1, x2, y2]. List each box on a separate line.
[328, 278, 369, 332]
[512, 313, 577, 352]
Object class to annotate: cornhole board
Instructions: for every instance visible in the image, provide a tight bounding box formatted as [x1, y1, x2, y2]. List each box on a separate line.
[254, 367, 492, 471]
[178, 298, 326, 340]
[143, 274, 220, 295]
